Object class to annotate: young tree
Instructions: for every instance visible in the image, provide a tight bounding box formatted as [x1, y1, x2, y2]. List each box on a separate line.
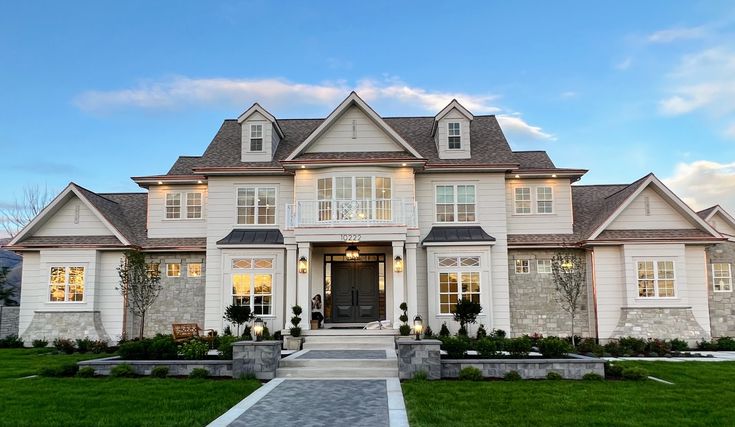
[453, 299, 482, 336]
[551, 251, 586, 347]
[223, 304, 252, 337]
[0, 184, 54, 237]
[117, 250, 162, 339]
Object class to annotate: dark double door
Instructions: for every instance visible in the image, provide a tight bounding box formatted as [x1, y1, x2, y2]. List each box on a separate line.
[331, 262, 379, 323]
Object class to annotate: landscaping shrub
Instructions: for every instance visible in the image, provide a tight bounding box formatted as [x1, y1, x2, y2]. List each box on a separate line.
[289, 305, 303, 338]
[0, 334, 24, 348]
[506, 336, 532, 358]
[504, 370, 522, 381]
[179, 339, 208, 360]
[90, 340, 109, 354]
[151, 366, 169, 378]
[476, 324, 487, 339]
[618, 336, 647, 355]
[546, 371, 563, 380]
[218, 335, 236, 360]
[458, 367, 483, 381]
[491, 329, 507, 339]
[399, 302, 411, 336]
[53, 338, 76, 354]
[412, 370, 428, 381]
[622, 366, 649, 381]
[475, 338, 500, 358]
[75, 338, 93, 353]
[669, 338, 689, 352]
[582, 373, 604, 381]
[697, 339, 718, 351]
[76, 367, 96, 378]
[716, 337, 735, 351]
[439, 323, 450, 337]
[110, 364, 136, 378]
[189, 368, 209, 379]
[423, 326, 434, 339]
[149, 335, 178, 359]
[646, 338, 670, 356]
[529, 333, 544, 347]
[241, 325, 253, 341]
[576, 338, 603, 356]
[603, 340, 622, 356]
[441, 336, 469, 358]
[39, 363, 79, 377]
[538, 336, 572, 358]
[604, 362, 623, 379]
[118, 339, 149, 359]
[261, 325, 272, 341]
[457, 325, 468, 337]
[223, 325, 232, 336]
[32, 339, 49, 348]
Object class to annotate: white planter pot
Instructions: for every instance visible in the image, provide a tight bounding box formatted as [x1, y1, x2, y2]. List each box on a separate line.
[284, 336, 303, 351]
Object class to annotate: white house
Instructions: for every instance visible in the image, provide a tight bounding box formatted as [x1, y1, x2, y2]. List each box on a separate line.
[7, 92, 731, 343]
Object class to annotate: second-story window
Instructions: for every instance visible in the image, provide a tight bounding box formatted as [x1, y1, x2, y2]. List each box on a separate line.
[237, 187, 276, 225]
[448, 122, 461, 149]
[537, 187, 553, 214]
[166, 192, 203, 219]
[316, 176, 393, 222]
[435, 184, 476, 223]
[514, 187, 531, 214]
[250, 124, 263, 151]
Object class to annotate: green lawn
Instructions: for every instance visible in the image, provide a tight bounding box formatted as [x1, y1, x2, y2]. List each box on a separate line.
[0, 349, 260, 427]
[402, 361, 735, 427]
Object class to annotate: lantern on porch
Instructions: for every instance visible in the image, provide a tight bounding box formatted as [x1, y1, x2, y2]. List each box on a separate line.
[561, 259, 574, 271]
[413, 315, 423, 340]
[253, 317, 264, 341]
[394, 255, 404, 273]
[345, 244, 360, 260]
[298, 256, 308, 274]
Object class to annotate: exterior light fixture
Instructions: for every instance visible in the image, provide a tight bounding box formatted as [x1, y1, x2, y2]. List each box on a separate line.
[301, 165, 306, 169]
[345, 244, 360, 260]
[157, 181, 163, 185]
[253, 317, 264, 341]
[197, 180, 203, 184]
[514, 174, 520, 179]
[298, 256, 308, 274]
[561, 260, 574, 270]
[413, 315, 423, 340]
[394, 255, 404, 273]
[551, 174, 557, 178]
[402, 163, 407, 167]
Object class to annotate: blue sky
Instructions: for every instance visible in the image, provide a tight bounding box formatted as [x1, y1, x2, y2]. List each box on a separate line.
[2, 0, 735, 225]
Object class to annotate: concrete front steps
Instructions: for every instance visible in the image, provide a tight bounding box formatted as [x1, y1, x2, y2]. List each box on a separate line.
[276, 353, 399, 378]
[301, 329, 398, 350]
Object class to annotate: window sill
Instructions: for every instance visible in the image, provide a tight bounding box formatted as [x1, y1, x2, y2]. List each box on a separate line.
[45, 301, 87, 305]
[511, 213, 557, 217]
[432, 221, 480, 226]
[162, 218, 205, 222]
[713, 289, 733, 293]
[232, 224, 279, 228]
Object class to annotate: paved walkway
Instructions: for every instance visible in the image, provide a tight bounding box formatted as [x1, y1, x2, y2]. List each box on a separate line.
[208, 378, 408, 427]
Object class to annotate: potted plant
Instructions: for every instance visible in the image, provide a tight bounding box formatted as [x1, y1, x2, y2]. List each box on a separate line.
[284, 305, 304, 350]
[398, 302, 411, 336]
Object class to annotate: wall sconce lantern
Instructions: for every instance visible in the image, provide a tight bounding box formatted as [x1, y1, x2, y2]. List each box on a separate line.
[561, 260, 574, 271]
[253, 317, 264, 341]
[298, 256, 308, 274]
[413, 315, 423, 340]
[345, 244, 360, 260]
[394, 255, 404, 273]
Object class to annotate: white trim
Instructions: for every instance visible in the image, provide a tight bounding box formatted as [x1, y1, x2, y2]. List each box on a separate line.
[447, 121, 462, 150]
[234, 185, 278, 226]
[434, 99, 474, 122]
[514, 259, 530, 274]
[47, 264, 87, 303]
[236, 103, 284, 138]
[588, 174, 721, 240]
[248, 123, 264, 152]
[433, 183, 477, 224]
[285, 92, 422, 160]
[435, 253, 483, 315]
[166, 263, 181, 278]
[537, 259, 552, 274]
[423, 241, 495, 247]
[635, 259, 677, 298]
[8, 183, 130, 246]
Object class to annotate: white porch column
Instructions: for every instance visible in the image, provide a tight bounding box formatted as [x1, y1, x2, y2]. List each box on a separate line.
[285, 244, 298, 329]
[297, 242, 312, 330]
[405, 242, 418, 319]
[392, 241, 406, 328]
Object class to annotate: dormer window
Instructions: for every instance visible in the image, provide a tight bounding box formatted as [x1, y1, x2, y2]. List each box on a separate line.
[448, 122, 461, 149]
[250, 124, 263, 152]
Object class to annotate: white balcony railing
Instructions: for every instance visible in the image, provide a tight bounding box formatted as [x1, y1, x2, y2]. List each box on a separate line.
[286, 199, 417, 229]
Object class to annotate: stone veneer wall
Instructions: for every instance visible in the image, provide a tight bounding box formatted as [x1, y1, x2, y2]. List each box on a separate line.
[0, 306, 19, 339]
[705, 241, 735, 337]
[611, 307, 708, 343]
[441, 355, 605, 380]
[232, 341, 280, 380]
[78, 356, 233, 377]
[397, 339, 442, 380]
[129, 252, 206, 337]
[21, 311, 110, 342]
[508, 249, 591, 338]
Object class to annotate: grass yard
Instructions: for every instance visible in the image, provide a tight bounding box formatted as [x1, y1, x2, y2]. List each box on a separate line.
[402, 361, 735, 427]
[0, 349, 260, 427]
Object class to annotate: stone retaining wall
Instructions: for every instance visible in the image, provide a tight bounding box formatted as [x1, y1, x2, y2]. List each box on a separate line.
[397, 339, 442, 380]
[78, 356, 233, 377]
[705, 242, 735, 337]
[232, 341, 281, 380]
[0, 306, 19, 339]
[441, 354, 605, 380]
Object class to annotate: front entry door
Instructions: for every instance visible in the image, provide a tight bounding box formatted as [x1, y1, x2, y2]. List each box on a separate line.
[331, 262, 379, 323]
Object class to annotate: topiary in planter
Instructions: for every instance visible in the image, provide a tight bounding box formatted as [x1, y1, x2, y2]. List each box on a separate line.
[398, 302, 410, 336]
[290, 305, 303, 338]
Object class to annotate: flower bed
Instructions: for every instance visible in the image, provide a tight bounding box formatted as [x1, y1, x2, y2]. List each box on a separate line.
[441, 354, 604, 380]
[77, 356, 233, 377]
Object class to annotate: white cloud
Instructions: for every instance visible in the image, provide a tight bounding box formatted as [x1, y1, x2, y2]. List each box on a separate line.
[74, 76, 554, 140]
[560, 91, 578, 99]
[663, 160, 735, 213]
[615, 57, 632, 70]
[647, 25, 708, 43]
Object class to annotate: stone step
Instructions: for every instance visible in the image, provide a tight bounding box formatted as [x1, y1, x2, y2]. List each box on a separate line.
[302, 329, 398, 336]
[279, 358, 396, 368]
[302, 342, 395, 350]
[303, 336, 395, 344]
[276, 366, 399, 379]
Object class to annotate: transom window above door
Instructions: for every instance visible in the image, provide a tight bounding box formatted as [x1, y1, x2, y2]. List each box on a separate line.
[316, 176, 392, 222]
[236, 187, 276, 225]
[435, 184, 476, 223]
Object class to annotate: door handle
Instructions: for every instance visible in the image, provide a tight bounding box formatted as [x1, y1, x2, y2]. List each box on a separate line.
[355, 289, 359, 306]
[351, 289, 355, 306]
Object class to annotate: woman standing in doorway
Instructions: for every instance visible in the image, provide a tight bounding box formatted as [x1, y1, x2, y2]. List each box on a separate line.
[311, 294, 324, 329]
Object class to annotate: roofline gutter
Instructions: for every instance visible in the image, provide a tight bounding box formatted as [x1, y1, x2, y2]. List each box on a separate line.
[422, 241, 496, 247]
[192, 167, 291, 176]
[583, 238, 725, 246]
[420, 163, 519, 173]
[281, 159, 427, 169]
[132, 175, 208, 187]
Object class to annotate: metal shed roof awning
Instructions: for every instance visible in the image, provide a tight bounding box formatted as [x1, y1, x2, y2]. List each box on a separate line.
[216, 229, 284, 246]
[422, 226, 496, 246]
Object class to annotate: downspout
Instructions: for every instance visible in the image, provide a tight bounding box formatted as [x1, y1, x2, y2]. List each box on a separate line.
[589, 248, 600, 343]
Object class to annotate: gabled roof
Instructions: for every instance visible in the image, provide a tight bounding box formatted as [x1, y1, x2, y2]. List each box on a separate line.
[432, 99, 474, 136]
[237, 103, 285, 138]
[9, 183, 132, 247]
[285, 92, 423, 161]
[698, 204, 735, 239]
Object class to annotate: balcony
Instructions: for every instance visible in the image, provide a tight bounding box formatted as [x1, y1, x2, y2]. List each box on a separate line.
[286, 199, 417, 228]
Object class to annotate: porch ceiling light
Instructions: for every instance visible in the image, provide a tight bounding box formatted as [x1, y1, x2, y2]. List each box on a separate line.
[345, 244, 360, 260]
[253, 317, 264, 341]
[394, 255, 404, 273]
[298, 256, 308, 274]
[413, 315, 423, 340]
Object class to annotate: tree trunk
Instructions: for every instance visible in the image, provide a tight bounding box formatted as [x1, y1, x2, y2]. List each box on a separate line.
[139, 311, 146, 339]
[570, 314, 576, 347]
